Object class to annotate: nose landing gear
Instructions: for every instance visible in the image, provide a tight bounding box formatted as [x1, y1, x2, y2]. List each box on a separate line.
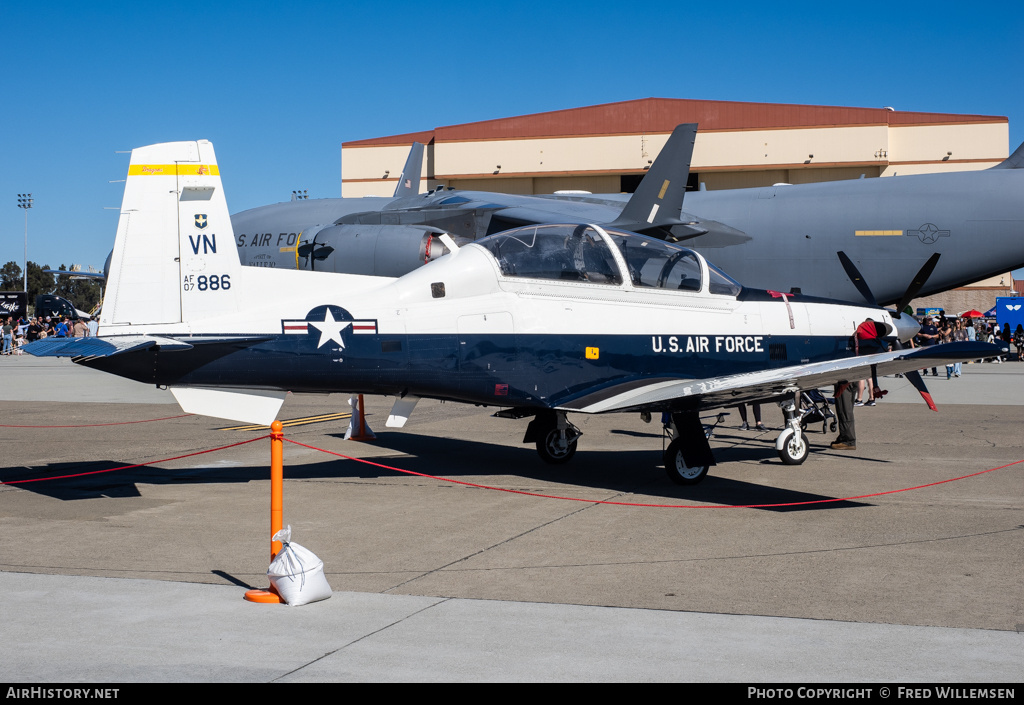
[776, 393, 809, 465]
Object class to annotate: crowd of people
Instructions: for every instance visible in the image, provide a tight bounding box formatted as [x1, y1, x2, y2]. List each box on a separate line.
[917, 314, 1024, 370]
[1, 314, 98, 355]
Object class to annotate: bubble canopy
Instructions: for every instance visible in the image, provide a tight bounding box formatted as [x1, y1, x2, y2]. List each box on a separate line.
[475, 223, 742, 296]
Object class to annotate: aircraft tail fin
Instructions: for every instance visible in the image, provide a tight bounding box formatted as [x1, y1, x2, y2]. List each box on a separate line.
[392, 142, 425, 197]
[101, 140, 243, 330]
[990, 140, 1024, 169]
[609, 123, 697, 232]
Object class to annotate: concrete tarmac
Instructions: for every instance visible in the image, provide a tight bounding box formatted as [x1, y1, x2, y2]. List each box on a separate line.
[1, 357, 1021, 682]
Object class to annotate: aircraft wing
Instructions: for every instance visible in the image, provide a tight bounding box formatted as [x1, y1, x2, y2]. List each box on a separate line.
[556, 341, 1005, 414]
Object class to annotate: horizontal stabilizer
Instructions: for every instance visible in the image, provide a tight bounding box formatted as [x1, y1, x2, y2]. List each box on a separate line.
[170, 387, 287, 425]
[22, 335, 192, 359]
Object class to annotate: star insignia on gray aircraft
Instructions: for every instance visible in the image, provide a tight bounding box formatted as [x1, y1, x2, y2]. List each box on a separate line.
[908, 223, 950, 244]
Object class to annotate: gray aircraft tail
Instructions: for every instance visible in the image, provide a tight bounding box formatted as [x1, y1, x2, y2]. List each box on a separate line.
[393, 142, 425, 196]
[990, 139, 1024, 169]
[609, 123, 696, 232]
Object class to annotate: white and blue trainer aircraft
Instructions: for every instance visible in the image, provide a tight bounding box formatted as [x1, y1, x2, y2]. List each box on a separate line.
[27, 141, 1004, 485]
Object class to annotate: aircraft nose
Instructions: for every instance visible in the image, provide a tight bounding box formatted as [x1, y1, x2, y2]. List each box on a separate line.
[893, 314, 921, 343]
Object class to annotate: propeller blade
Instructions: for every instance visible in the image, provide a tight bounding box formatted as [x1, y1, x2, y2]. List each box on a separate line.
[893, 253, 940, 318]
[312, 246, 335, 261]
[904, 369, 937, 411]
[891, 339, 936, 410]
[837, 251, 877, 306]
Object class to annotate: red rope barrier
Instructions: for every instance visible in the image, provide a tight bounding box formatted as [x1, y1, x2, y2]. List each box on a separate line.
[0, 414, 194, 429]
[6, 428, 1019, 508]
[283, 437, 1023, 509]
[2, 435, 270, 485]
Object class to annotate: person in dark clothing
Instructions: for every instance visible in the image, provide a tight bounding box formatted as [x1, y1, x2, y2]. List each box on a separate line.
[26, 317, 42, 342]
[736, 403, 766, 431]
[918, 316, 939, 376]
[831, 380, 856, 450]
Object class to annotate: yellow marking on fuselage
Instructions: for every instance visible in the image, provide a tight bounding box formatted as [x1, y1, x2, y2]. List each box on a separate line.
[128, 164, 221, 176]
[280, 245, 300, 269]
[855, 230, 903, 236]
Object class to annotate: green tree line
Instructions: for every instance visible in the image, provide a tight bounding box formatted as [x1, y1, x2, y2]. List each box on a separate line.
[0, 261, 102, 314]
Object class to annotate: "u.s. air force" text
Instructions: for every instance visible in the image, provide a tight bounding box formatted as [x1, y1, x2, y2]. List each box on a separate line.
[652, 335, 764, 354]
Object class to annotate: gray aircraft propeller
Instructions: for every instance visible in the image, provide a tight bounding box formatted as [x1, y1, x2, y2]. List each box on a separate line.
[836, 250, 940, 318]
[837, 251, 943, 409]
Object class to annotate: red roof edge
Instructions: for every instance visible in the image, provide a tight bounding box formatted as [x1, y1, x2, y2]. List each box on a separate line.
[343, 130, 435, 147]
[342, 98, 1007, 145]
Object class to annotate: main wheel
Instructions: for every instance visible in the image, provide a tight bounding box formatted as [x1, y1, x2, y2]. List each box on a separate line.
[663, 438, 710, 485]
[536, 428, 578, 464]
[777, 428, 809, 465]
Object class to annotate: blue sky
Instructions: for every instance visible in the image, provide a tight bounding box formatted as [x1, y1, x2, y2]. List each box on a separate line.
[2, 1, 1022, 275]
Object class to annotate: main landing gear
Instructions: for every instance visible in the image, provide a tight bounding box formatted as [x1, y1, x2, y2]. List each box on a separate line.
[522, 409, 720, 484]
[524, 410, 581, 464]
[661, 411, 717, 485]
[663, 438, 710, 485]
[518, 400, 809, 485]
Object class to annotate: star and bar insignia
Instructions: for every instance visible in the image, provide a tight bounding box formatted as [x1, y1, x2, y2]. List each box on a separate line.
[282, 307, 377, 349]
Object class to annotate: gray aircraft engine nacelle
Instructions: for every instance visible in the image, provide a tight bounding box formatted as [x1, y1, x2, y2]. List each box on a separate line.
[300, 223, 455, 277]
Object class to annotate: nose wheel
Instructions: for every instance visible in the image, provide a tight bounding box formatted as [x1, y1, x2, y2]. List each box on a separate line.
[777, 428, 809, 465]
[776, 393, 809, 465]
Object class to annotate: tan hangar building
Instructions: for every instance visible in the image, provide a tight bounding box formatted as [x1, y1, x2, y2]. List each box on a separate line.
[340, 97, 1008, 197]
[340, 98, 1013, 311]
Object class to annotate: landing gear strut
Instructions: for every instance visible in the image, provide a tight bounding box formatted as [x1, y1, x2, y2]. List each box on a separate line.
[776, 393, 809, 465]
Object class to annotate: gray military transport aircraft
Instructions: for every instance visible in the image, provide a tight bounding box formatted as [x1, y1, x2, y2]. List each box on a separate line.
[26, 140, 1004, 485]
[230, 124, 1024, 307]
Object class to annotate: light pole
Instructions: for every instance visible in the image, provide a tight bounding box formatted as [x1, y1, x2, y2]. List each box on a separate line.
[17, 193, 32, 292]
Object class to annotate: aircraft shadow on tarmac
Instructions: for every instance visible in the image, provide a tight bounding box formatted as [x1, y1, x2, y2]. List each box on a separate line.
[0, 432, 870, 512]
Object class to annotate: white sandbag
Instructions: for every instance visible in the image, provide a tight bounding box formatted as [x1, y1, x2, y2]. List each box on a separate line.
[267, 526, 332, 606]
